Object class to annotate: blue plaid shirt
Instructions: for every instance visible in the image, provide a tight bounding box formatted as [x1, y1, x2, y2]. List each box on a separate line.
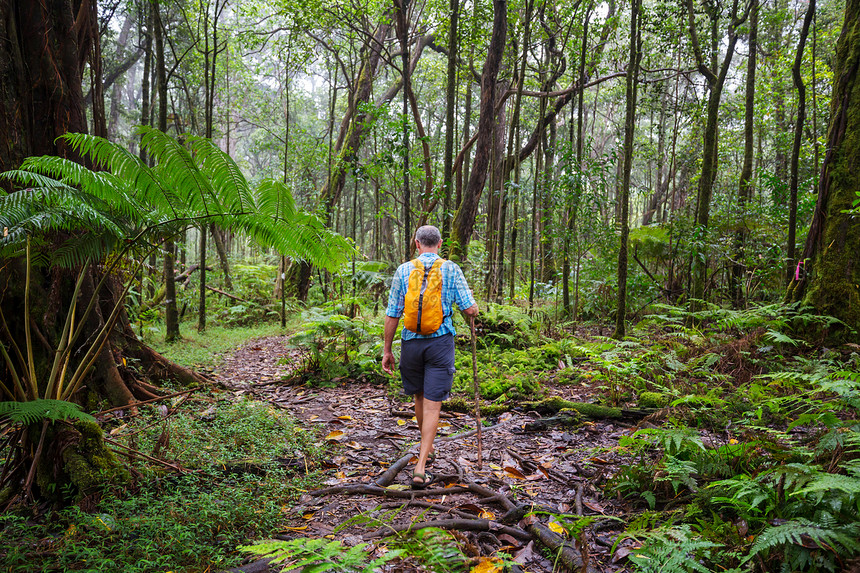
[386, 253, 476, 340]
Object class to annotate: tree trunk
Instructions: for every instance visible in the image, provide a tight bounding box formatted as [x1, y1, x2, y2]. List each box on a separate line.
[441, 0, 459, 247]
[686, 0, 746, 307]
[0, 0, 209, 415]
[450, 0, 508, 261]
[732, 0, 758, 309]
[787, 0, 815, 285]
[787, 0, 860, 335]
[614, 0, 641, 339]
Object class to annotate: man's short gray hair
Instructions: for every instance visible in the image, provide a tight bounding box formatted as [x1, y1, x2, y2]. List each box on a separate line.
[415, 225, 442, 247]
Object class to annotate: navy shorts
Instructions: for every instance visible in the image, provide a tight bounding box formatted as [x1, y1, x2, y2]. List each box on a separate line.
[399, 334, 456, 402]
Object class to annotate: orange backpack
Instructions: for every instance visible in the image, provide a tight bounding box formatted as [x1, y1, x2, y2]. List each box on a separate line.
[403, 258, 445, 334]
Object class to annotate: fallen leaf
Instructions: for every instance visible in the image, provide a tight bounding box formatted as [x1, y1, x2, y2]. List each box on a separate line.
[548, 521, 566, 536]
[302, 513, 315, 520]
[396, 419, 407, 426]
[386, 484, 410, 491]
[456, 503, 482, 514]
[281, 525, 308, 532]
[513, 540, 536, 563]
[589, 456, 611, 464]
[335, 471, 346, 479]
[583, 500, 606, 513]
[325, 430, 345, 441]
[344, 441, 364, 450]
[504, 466, 527, 480]
[489, 463, 503, 470]
[479, 510, 496, 520]
[469, 556, 503, 573]
[337, 415, 353, 420]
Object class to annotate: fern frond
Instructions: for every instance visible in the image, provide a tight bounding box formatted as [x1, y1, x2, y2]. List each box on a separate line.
[0, 399, 95, 424]
[744, 519, 860, 563]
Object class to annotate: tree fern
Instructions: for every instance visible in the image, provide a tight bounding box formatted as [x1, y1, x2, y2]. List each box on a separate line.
[0, 399, 95, 424]
[1, 130, 352, 270]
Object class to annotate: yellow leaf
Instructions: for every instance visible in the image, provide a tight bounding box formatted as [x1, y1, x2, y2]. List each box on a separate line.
[345, 441, 364, 450]
[281, 525, 308, 532]
[338, 415, 353, 420]
[325, 431, 345, 441]
[336, 471, 346, 479]
[469, 557, 503, 573]
[386, 484, 411, 491]
[302, 513, 315, 520]
[396, 419, 407, 426]
[729, 438, 739, 445]
[489, 463, 503, 470]
[479, 510, 495, 520]
[548, 521, 566, 536]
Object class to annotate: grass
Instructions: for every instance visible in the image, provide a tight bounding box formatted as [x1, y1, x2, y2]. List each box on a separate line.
[0, 399, 328, 572]
[145, 320, 298, 370]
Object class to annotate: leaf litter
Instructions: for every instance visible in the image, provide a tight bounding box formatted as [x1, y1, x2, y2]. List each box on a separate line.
[216, 335, 653, 572]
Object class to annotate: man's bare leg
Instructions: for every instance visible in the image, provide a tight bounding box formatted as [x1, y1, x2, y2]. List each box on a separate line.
[413, 393, 442, 482]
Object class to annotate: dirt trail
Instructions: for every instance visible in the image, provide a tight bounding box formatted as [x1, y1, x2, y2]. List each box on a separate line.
[217, 335, 638, 572]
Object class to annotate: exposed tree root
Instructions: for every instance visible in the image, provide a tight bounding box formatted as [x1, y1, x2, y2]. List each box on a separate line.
[362, 517, 531, 541]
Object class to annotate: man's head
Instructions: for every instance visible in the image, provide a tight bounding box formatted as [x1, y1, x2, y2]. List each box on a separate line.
[415, 225, 442, 250]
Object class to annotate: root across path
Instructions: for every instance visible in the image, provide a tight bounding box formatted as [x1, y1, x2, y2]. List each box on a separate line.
[217, 335, 641, 572]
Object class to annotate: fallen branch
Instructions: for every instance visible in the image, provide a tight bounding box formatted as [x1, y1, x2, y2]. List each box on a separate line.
[206, 285, 249, 303]
[362, 517, 531, 541]
[467, 480, 598, 573]
[374, 453, 413, 487]
[104, 437, 185, 472]
[308, 483, 470, 498]
[378, 499, 488, 521]
[95, 386, 201, 416]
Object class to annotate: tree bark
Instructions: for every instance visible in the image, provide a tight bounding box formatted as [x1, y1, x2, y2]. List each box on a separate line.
[787, 0, 860, 335]
[449, 0, 508, 261]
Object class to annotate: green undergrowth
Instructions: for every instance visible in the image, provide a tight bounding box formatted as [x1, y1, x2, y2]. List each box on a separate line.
[0, 399, 328, 572]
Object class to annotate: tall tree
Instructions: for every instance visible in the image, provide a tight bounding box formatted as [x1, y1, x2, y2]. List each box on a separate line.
[787, 0, 860, 334]
[449, 0, 508, 261]
[613, 0, 641, 339]
[686, 0, 751, 307]
[787, 0, 816, 284]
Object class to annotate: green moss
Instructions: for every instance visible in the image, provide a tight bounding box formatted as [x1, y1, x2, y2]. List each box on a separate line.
[65, 421, 130, 495]
[524, 396, 622, 419]
[638, 391, 669, 408]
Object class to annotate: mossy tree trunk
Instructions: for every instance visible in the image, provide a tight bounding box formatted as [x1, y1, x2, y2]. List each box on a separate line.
[0, 0, 208, 406]
[787, 0, 860, 334]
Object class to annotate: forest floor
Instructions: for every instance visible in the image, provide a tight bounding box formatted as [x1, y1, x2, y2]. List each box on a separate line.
[216, 334, 653, 573]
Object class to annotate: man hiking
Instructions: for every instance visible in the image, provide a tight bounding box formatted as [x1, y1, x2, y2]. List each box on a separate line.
[382, 225, 478, 489]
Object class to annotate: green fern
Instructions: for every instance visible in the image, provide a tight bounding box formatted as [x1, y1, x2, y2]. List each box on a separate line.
[240, 538, 403, 572]
[1, 129, 352, 269]
[625, 525, 722, 573]
[0, 399, 95, 424]
[744, 518, 860, 564]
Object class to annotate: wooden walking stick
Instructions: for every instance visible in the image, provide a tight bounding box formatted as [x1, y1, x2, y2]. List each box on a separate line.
[470, 315, 483, 469]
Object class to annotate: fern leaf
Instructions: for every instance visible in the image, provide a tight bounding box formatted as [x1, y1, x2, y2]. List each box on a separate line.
[0, 399, 95, 424]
